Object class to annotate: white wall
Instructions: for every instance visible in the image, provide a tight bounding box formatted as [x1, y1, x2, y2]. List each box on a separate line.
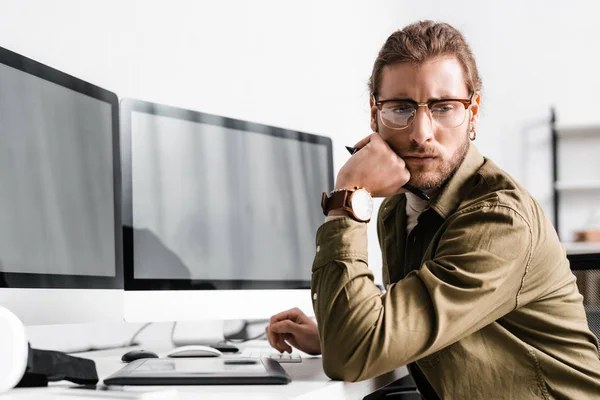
[1, 0, 599, 349]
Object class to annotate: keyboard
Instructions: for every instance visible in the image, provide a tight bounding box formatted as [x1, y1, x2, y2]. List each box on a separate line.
[239, 348, 302, 363]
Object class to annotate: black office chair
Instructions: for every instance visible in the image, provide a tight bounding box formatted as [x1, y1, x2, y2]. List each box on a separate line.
[568, 252, 600, 357]
[363, 375, 421, 400]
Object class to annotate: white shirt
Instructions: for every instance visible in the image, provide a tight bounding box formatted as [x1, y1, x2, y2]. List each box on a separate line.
[405, 192, 430, 235]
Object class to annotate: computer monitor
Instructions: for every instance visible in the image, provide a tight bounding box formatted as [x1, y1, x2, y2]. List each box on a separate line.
[0, 46, 123, 325]
[120, 99, 333, 323]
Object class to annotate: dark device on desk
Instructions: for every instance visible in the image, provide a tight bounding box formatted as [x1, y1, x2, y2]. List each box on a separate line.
[17, 344, 98, 388]
[207, 342, 239, 353]
[104, 357, 291, 385]
[121, 350, 159, 363]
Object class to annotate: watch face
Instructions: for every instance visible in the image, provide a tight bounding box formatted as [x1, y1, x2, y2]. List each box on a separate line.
[351, 189, 373, 221]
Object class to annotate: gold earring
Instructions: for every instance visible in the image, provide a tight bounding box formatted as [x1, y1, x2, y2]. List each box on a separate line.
[469, 127, 477, 141]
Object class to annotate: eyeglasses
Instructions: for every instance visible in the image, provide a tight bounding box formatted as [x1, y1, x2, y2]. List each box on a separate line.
[373, 95, 474, 130]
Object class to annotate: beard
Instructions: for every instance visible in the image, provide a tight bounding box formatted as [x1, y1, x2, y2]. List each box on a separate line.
[406, 130, 470, 191]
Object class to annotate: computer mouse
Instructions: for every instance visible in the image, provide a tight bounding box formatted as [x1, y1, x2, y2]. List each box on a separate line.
[165, 345, 223, 358]
[121, 349, 159, 363]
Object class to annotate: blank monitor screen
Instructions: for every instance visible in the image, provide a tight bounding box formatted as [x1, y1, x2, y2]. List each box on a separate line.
[0, 46, 122, 324]
[121, 100, 333, 291]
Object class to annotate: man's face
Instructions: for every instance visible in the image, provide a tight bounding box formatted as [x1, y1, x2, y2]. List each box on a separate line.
[370, 56, 480, 191]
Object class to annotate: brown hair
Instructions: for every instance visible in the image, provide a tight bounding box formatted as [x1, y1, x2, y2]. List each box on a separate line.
[368, 20, 482, 98]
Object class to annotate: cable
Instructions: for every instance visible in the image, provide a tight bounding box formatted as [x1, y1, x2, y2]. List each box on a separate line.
[127, 322, 153, 347]
[170, 321, 178, 346]
[223, 319, 269, 343]
[69, 324, 151, 354]
[168, 320, 266, 347]
[224, 331, 266, 343]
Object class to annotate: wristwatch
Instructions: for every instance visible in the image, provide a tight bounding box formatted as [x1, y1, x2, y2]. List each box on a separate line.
[321, 187, 373, 222]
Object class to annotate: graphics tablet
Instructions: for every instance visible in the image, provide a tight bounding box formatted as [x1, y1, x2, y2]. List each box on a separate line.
[104, 358, 291, 385]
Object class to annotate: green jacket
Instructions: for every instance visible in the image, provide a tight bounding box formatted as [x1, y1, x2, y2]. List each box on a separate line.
[311, 144, 600, 399]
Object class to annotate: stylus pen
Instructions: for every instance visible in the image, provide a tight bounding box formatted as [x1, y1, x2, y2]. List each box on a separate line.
[345, 146, 430, 201]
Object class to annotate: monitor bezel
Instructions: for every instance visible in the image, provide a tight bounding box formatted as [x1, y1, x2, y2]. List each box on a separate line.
[0, 45, 123, 290]
[120, 98, 334, 291]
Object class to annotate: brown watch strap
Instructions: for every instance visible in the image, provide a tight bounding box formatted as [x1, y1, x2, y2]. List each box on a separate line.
[321, 189, 355, 217]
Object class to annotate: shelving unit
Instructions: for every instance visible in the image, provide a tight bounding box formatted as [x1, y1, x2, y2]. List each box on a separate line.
[563, 242, 600, 255]
[550, 108, 600, 243]
[554, 181, 600, 192]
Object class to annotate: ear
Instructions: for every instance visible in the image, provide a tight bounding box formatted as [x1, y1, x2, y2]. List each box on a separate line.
[369, 97, 378, 133]
[469, 92, 481, 130]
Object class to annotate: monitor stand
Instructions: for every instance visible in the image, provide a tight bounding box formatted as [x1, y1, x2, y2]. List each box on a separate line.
[171, 320, 240, 353]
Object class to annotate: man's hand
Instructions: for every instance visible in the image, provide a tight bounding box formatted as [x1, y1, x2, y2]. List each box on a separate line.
[336, 133, 410, 197]
[265, 308, 321, 355]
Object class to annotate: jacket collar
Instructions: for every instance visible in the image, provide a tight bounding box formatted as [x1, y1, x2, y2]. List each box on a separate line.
[378, 143, 484, 223]
[428, 143, 485, 220]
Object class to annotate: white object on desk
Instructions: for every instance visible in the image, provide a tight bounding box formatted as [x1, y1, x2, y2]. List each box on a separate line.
[240, 348, 302, 363]
[60, 386, 178, 399]
[164, 345, 223, 358]
[0, 306, 28, 393]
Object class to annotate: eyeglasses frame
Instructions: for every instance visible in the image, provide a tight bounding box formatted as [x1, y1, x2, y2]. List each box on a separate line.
[372, 92, 476, 130]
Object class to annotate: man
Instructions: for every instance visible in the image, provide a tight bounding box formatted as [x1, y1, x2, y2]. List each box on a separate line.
[265, 20, 600, 399]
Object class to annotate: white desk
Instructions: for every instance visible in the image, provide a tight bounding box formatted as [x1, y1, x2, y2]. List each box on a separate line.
[2, 342, 408, 400]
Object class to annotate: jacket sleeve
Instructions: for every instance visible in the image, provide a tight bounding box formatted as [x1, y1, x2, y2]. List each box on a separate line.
[311, 204, 532, 382]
